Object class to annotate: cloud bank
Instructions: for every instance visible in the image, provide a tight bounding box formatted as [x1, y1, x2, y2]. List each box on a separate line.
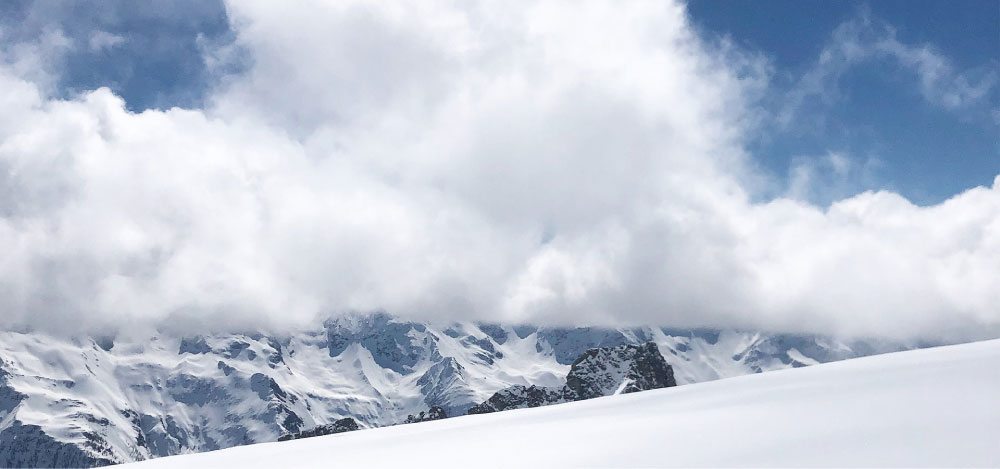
[0, 0, 997, 341]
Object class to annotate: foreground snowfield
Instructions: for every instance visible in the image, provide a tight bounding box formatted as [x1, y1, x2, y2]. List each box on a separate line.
[132, 339, 1000, 468]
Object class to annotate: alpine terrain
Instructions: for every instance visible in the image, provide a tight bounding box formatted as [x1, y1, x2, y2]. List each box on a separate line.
[0, 312, 921, 466]
[130, 339, 1000, 468]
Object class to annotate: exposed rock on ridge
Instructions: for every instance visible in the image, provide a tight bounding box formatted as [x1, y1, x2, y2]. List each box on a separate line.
[277, 418, 359, 441]
[404, 406, 448, 424]
[566, 342, 676, 399]
[468, 342, 676, 414]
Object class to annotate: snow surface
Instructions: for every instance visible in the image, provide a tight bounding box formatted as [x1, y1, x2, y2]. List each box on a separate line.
[130, 339, 1000, 468]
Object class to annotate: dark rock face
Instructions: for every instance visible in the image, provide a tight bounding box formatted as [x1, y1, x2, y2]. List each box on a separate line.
[661, 328, 721, 345]
[166, 374, 231, 406]
[467, 385, 573, 414]
[325, 313, 441, 374]
[247, 374, 303, 435]
[566, 342, 676, 399]
[536, 328, 648, 364]
[178, 337, 212, 355]
[223, 340, 251, 359]
[249, 373, 287, 401]
[461, 336, 503, 365]
[468, 342, 675, 415]
[0, 421, 118, 468]
[217, 361, 236, 376]
[135, 414, 188, 457]
[512, 325, 537, 339]
[265, 337, 285, 367]
[277, 418, 359, 441]
[404, 406, 448, 423]
[95, 337, 115, 352]
[477, 324, 509, 344]
[0, 372, 119, 468]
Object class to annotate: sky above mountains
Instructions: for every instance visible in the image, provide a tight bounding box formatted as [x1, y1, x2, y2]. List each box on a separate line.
[0, 0, 997, 341]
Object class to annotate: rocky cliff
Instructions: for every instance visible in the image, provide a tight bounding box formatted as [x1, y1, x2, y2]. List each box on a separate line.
[468, 342, 676, 414]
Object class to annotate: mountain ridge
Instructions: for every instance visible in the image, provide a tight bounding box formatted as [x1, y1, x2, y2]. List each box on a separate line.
[0, 312, 919, 467]
[129, 339, 1000, 468]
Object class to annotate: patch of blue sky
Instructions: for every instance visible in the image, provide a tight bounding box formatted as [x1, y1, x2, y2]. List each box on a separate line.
[0, 0, 246, 111]
[688, 0, 999, 204]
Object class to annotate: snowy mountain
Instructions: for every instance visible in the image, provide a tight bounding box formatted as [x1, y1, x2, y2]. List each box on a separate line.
[0, 312, 918, 467]
[129, 339, 1000, 468]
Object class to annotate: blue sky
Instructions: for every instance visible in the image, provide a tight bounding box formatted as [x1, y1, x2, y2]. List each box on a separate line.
[688, 0, 999, 204]
[0, 0, 241, 110]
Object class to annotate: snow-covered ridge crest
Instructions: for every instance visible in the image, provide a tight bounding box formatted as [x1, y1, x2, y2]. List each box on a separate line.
[0, 312, 918, 467]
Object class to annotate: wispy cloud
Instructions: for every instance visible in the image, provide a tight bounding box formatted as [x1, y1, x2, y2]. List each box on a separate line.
[786, 152, 883, 205]
[778, 8, 997, 128]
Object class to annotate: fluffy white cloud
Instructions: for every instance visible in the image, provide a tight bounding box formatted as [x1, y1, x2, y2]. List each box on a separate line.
[0, 0, 997, 341]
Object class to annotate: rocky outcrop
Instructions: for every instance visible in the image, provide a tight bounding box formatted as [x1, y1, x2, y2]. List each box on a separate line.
[566, 342, 676, 399]
[178, 336, 212, 355]
[468, 342, 676, 415]
[467, 385, 574, 414]
[404, 406, 448, 423]
[277, 418, 359, 441]
[0, 421, 118, 468]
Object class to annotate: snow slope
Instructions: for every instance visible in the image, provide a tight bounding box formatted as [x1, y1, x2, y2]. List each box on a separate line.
[131, 339, 1000, 468]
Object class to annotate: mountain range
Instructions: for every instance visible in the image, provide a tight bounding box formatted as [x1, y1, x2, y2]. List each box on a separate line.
[0, 312, 918, 467]
[129, 339, 1000, 468]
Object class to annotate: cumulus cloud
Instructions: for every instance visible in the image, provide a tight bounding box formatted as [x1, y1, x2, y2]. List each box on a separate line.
[0, 0, 997, 341]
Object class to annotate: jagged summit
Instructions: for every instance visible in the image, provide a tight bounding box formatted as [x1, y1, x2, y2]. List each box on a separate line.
[566, 342, 676, 399]
[404, 406, 448, 424]
[468, 342, 676, 414]
[277, 418, 359, 441]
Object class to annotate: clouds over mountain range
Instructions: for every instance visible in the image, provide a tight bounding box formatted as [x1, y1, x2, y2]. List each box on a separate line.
[0, 0, 997, 341]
